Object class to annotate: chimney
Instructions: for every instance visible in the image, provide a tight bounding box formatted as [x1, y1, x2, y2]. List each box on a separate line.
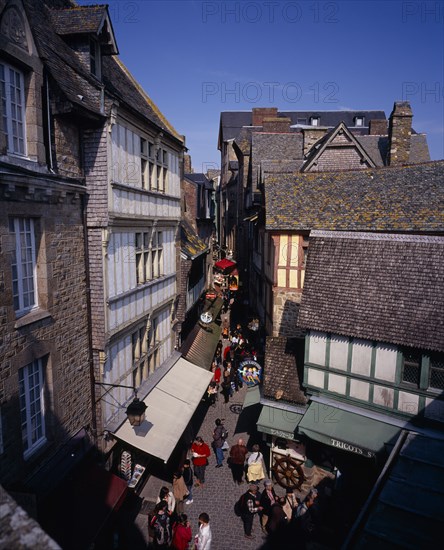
[184, 154, 192, 174]
[262, 117, 292, 133]
[252, 107, 278, 127]
[388, 101, 412, 165]
[369, 119, 388, 135]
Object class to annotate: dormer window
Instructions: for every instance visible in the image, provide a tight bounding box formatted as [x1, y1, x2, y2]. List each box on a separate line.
[89, 38, 101, 79]
[354, 116, 365, 127]
[0, 61, 26, 156]
[311, 117, 320, 126]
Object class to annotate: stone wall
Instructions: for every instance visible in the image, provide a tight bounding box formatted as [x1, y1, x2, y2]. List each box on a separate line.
[273, 288, 303, 337]
[0, 184, 91, 488]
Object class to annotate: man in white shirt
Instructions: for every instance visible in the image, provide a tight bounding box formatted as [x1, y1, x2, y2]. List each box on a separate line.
[195, 512, 212, 550]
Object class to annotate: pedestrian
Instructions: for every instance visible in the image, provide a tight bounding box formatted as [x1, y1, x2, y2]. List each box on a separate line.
[171, 513, 192, 550]
[246, 444, 266, 483]
[191, 436, 211, 487]
[294, 489, 318, 547]
[194, 512, 212, 550]
[150, 500, 172, 548]
[172, 471, 189, 516]
[259, 479, 278, 533]
[182, 459, 194, 505]
[211, 418, 226, 468]
[221, 370, 231, 404]
[240, 484, 263, 539]
[265, 496, 287, 535]
[206, 381, 218, 406]
[229, 438, 248, 484]
[282, 486, 299, 522]
[156, 486, 176, 516]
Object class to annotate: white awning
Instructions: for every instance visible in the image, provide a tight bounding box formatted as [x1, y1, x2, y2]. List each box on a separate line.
[112, 357, 213, 463]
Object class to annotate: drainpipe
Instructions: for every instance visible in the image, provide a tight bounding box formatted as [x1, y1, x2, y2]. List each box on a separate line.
[45, 73, 54, 173]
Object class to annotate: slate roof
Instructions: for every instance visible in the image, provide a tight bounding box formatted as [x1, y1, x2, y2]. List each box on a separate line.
[262, 337, 307, 405]
[50, 4, 108, 35]
[347, 431, 444, 548]
[219, 110, 386, 144]
[265, 161, 444, 232]
[185, 173, 213, 189]
[180, 220, 208, 259]
[298, 231, 444, 352]
[21, 0, 182, 142]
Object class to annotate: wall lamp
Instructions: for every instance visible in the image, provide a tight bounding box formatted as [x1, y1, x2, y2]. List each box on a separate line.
[95, 382, 147, 426]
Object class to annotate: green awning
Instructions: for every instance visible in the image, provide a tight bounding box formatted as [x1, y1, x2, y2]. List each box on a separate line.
[242, 385, 261, 409]
[257, 405, 303, 440]
[298, 402, 401, 458]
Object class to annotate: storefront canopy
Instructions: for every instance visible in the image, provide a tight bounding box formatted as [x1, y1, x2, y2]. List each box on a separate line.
[298, 402, 401, 458]
[113, 357, 213, 463]
[214, 258, 236, 273]
[257, 405, 303, 441]
[243, 385, 261, 409]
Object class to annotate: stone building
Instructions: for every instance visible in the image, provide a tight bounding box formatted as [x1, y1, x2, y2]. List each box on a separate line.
[0, 0, 93, 530]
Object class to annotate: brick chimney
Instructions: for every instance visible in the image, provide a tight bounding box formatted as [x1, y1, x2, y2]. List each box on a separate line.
[252, 107, 278, 126]
[184, 154, 192, 174]
[388, 101, 412, 165]
[369, 119, 388, 135]
[262, 117, 292, 133]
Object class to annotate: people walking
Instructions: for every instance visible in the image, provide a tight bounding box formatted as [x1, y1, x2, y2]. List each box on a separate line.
[240, 484, 263, 539]
[265, 496, 287, 535]
[221, 370, 231, 404]
[182, 459, 194, 505]
[172, 470, 189, 516]
[229, 438, 249, 484]
[259, 479, 278, 533]
[211, 418, 226, 468]
[282, 486, 299, 522]
[156, 486, 176, 516]
[194, 512, 212, 550]
[171, 513, 192, 550]
[150, 501, 172, 549]
[246, 444, 266, 483]
[191, 436, 211, 487]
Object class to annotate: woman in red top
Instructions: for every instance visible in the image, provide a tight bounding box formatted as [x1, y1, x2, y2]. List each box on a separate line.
[171, 513, 192, 550]
[191, 436, 211, 486]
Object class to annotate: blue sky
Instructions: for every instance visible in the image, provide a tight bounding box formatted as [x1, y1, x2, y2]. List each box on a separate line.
[81, 0, 443, 172]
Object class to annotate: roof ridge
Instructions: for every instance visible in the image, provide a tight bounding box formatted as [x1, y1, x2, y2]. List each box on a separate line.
[114, 58, 183, 143]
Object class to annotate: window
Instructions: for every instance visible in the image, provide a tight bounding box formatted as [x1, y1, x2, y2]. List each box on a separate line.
[140, 138, 148, 190]
[135, 230, 163, 284]
[89, 38, 101, 79]
[135, 232, 150, 284]
[297, 118, 307, 125]
[401, 348, 421, 386]
[1, 62, 26, 155]
[429, 353, 444, 390]
[132, 324, 148, 387]
[302, 235, 309, 267]
[10, 217, 37, 314]
[19, 358, 46, 457]
[354, 116, 365, 127]
[151, 231, 163, 278]
[311, 117, 320, 126]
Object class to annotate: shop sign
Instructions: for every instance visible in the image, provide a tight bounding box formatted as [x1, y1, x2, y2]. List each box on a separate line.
[330, 438, 375, 458]
[238, 359, 262, 387]
[271, 429, 294, 439]
[200, 311, 213, 324]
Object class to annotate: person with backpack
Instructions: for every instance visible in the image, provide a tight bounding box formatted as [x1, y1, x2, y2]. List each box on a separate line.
[211, 418, 227, 468]
[239, 484, 263, 540]
[150, 500, 172, 548]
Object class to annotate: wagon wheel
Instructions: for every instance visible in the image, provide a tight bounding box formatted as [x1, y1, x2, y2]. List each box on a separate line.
[272, 455, 306, 490]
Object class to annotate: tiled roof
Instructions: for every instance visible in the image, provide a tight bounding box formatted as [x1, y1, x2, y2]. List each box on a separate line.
[180, 220, 208, 259]
[219, 110, 387, 143]
[185, 173, 213, 189]
[50, 4, 107, 35]
[265, 161, 444, 232]
[22, 0, 182, 142]
[298, 231, 444, 352]
[262, 337, 307, 405]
